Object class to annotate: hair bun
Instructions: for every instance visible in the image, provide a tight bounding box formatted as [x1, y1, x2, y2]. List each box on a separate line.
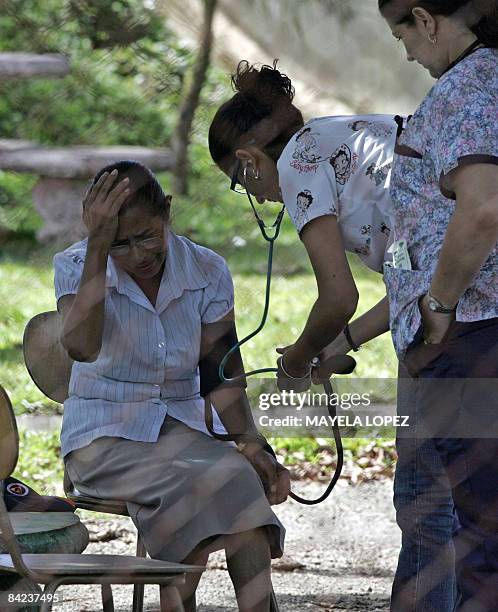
[231, 60, 294, 115]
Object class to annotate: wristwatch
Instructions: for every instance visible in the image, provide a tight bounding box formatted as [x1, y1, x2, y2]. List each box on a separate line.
[426, 291, 457, 314]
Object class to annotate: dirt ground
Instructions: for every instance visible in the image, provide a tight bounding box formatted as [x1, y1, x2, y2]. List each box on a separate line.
[49, 479, 399, 611]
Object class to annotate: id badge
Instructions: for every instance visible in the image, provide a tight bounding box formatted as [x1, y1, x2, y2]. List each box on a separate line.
[387, 239, 412, 270]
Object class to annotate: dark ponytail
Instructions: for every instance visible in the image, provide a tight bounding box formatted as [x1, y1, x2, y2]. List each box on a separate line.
[379, 0, 498, 46]
[208, 60, 304, 165]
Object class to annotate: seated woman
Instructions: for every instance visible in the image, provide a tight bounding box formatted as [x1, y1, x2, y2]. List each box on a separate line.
[54, 160, 289, 612]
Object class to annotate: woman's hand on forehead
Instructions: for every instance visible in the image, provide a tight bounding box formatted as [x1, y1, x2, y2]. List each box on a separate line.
[83, 170, 130, 250]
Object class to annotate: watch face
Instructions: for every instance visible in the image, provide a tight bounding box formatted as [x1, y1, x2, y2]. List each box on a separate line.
[428, 299, 438, 312]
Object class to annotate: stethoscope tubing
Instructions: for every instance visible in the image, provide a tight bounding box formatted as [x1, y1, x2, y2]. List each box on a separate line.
[211, 196, 344, 504]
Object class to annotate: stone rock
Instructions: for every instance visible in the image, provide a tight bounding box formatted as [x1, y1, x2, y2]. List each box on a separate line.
[0, 54, 69, 80]
[0, 144, 174, 243]
[32, 177, 88, 244]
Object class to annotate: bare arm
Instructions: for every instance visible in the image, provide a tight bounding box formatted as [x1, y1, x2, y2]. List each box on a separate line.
[58, 240, 109, 362]
[324, 295, 389, 356]
[280, 215, 359, 377]
[309, 295, 389, 382]
[58, 170, 130, 361]
[200, 310, 290, 504]
[420, 164, 498, 343]
[200, 309, 257, 437]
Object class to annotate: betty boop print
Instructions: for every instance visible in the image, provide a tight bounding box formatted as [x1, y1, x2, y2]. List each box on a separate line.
[366, 162, 392, 186]
[380, 222, 391, 236]
[292, 127, 321, 164]
[348, 120, 394, 139]
[294, 189, 314, 233]
[277, 114, 398, 272]
[329, 144, 357, 189]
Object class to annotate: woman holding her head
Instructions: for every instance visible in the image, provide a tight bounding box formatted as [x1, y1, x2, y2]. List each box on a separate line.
[378, 0, 498, 610]
[54, 160, 289, 612]
[209, 61, 403, 389]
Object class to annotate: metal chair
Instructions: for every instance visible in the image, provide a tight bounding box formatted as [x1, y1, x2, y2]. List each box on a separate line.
[0, 384, 204, 612]
[23, 311, 150, 611]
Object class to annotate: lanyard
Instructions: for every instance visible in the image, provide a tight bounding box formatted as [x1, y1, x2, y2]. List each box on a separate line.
[441, 39, 485, 77]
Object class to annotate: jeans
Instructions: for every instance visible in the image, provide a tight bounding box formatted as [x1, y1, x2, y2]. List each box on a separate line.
[397, 318, 498, 612]
[391, 364, 458, 612]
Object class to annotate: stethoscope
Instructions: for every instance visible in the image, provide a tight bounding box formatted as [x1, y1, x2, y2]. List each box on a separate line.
[204, 163, 354, 505]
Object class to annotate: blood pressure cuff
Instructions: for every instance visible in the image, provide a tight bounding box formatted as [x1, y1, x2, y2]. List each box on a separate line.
[199, 321, 247, 397]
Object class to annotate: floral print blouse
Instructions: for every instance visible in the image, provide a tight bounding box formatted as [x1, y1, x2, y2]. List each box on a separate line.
[384, 48, 498, 358]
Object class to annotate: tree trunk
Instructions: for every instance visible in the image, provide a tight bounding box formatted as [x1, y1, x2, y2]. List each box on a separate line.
[171, 0, 217, 195]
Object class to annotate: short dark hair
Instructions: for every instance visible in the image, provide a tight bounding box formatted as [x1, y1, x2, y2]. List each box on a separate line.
[91, 160, 170, 219]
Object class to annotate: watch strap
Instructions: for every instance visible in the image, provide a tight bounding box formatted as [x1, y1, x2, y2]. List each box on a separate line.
[427, 291, 457, 314]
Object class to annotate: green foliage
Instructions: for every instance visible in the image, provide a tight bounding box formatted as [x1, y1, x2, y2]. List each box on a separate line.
[67, 0, 166, 50]
[270, 436, 396, 466]
[0, 256, 61, 414]
[13, 429, 64, 496]
[0, 172, 40, 236]
[0, 0, 235, 239]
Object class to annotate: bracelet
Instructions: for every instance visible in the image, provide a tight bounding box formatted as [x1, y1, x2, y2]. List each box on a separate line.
[279, 354, 312, 379]
[235, 432, 276, 457]
[343, 324, 361, 352]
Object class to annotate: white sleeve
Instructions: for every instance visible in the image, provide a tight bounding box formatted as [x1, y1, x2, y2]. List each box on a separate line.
[200, 257, 235, 324]
[53, 251, 84, 302]
[278, 157, 339, 236]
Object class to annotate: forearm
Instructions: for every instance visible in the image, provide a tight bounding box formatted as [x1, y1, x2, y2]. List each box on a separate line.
[430, 204, 498, 306]
[61, 238, 109, 361]
[326, 295, 390, 355]
[290, 296, 356, 366]
[209, 386, 259, 438]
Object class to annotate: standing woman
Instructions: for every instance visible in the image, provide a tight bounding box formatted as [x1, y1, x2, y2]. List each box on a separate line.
[378, 1, 498, 610]
[208, 61, 401, 387]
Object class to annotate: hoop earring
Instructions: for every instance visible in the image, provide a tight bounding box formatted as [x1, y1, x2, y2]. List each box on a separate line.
[244, 164, 260, 182]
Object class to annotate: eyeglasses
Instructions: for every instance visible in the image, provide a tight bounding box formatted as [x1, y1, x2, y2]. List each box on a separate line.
[230, 160, 246, 194]
[109, 236, 164, 257]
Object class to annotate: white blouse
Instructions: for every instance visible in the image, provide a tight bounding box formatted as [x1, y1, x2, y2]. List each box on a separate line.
[54, 231, 233, 457]
[277, 114, 398, 272]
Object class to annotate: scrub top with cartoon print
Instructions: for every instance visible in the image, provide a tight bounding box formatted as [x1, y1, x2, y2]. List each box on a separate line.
[277, 115, 398, 273]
